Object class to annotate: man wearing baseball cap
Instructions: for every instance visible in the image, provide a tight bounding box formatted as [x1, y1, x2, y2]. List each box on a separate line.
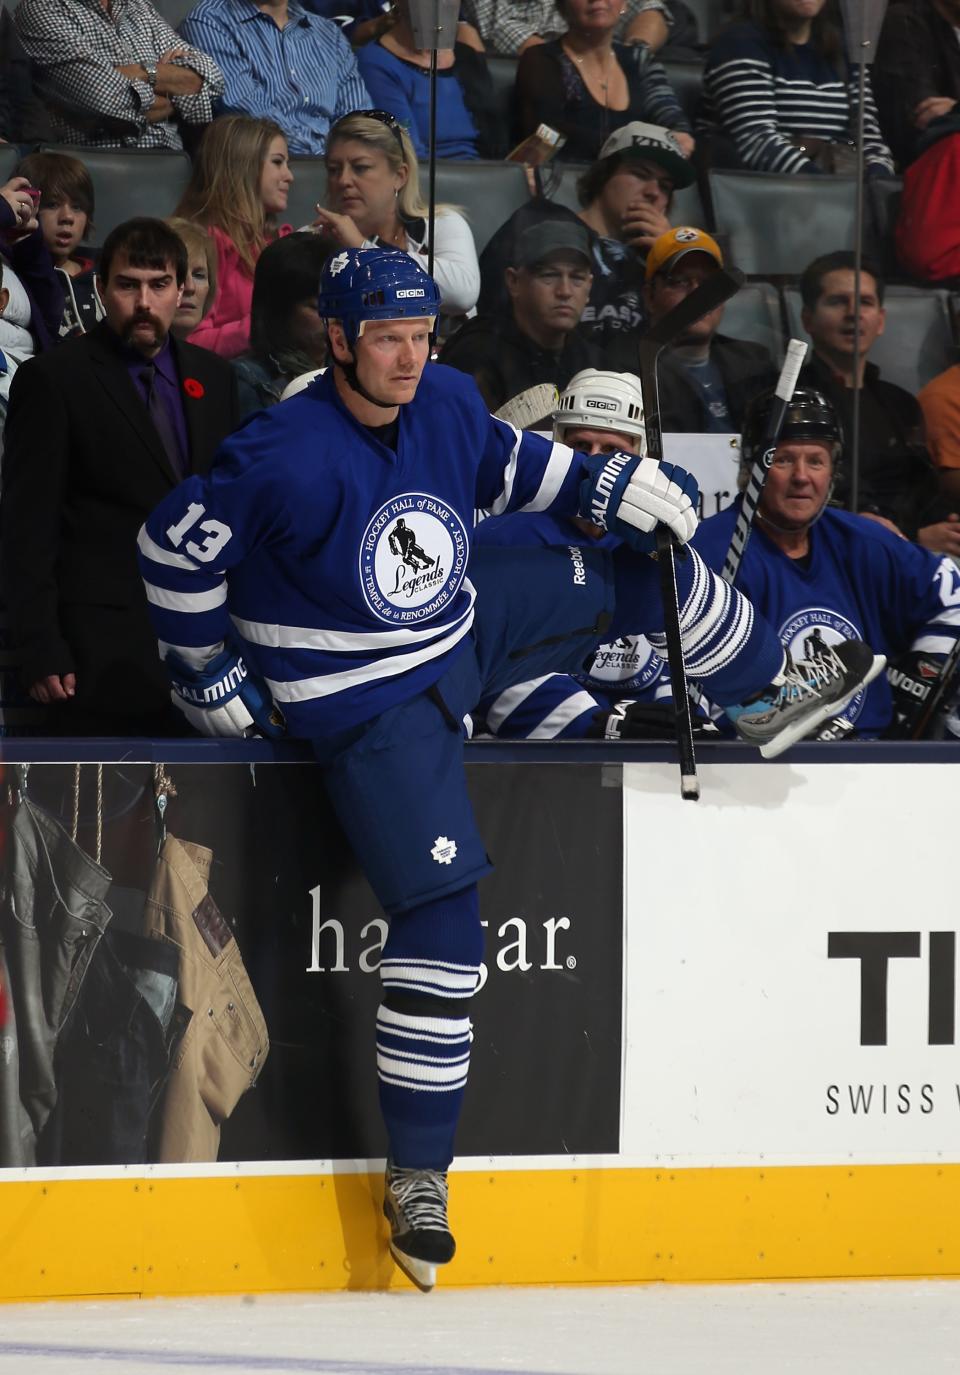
[476, 121, 694, 361]
[442, 219, 606, 411]
[642, 224, 777, 434]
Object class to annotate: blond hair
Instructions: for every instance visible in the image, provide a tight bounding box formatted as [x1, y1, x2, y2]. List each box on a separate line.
[175, 115, 287, 272]
[325, 112, 456, 223]
[165, 216, 219, 319]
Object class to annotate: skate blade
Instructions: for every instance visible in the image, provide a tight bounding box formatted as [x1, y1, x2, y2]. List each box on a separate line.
[389, 1240, 438, 1293]
[759, 653, 887, 760]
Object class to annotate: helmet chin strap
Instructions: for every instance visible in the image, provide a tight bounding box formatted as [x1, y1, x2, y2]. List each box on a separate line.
[337, 352, 397, 411]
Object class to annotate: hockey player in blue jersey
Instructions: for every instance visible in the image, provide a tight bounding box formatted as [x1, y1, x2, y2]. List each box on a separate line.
[137, 250, 880, 1290]
[693, 387, 960, 739]
[475, 369, 677, 740]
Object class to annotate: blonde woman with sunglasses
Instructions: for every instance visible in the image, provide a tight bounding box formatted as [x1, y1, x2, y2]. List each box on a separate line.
[312, 109, 480, 319]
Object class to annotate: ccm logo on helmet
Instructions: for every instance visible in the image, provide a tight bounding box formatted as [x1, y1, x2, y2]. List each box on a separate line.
[396, 288, 426, 299]
[586, 399, 617, 411]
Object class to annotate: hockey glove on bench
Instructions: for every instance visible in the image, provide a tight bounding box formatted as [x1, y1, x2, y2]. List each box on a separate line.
[166, 647, 286, 739]
[579, 451, 699, 554]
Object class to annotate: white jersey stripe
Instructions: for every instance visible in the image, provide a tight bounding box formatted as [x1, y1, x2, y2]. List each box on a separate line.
[232, 582, 476, 653]
[264, 608, 475, 703]
[137, 526, 200, 571]
[486, 421, 523, 517]
[485, 675, 554, 732]
[533, 690, 599, 738]
[144, 581, 227, 613]
[518, 442, 576, 513]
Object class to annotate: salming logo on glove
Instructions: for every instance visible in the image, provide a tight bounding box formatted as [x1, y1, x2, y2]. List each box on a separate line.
[175, 657, 248, 706]
[166, 647, 285, 739]
[579, 451, 699, 554]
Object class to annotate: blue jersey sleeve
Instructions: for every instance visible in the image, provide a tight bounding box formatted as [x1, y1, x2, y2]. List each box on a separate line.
[479, 673, 602, 739]
[137, 424, 301, 666]
[474, 414, 586, 519]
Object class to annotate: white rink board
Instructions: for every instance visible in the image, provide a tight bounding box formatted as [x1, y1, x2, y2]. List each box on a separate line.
[622, 760, 960, 1167]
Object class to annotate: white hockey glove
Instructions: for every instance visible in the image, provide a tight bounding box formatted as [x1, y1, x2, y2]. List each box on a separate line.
[166, 647, 286, 739]
[579, 452, 699, 554]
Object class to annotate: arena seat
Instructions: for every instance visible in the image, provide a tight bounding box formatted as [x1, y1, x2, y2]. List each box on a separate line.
[720, 280, 784, 363]
[867, 177, 903, 279]
[783, 283, 957, 396]
[434, 159, 531, 255]
[40, 145, 192, 247]
[678, 0, 730, 43]
[486, 55, 518, 138]
[286, 159, 327, 231]
[660, 60, 703, 124]
[708, 170, 860, 277]
[0, 144, 20, 185]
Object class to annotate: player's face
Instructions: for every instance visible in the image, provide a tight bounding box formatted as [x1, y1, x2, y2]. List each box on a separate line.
[761, 440, 833, 530]
[99, 253, 183, 357]
[564, 0, 622, 33]
[773, 0, 825, 23]
[325, 139, 407, 232]
[802, 269, 885, 362]
[260, 136, 293, 216]
[354, 317, 431, 404]
[645, 253, 723, 342]
[560, 425, 642, 456]
[597, 162, 673, 224]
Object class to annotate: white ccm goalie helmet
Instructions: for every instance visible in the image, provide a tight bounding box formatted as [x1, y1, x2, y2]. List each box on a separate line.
[552, 369, 647, 454]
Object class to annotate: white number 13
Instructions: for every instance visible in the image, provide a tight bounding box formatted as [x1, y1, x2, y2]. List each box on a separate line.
[166, 501, 233, 563]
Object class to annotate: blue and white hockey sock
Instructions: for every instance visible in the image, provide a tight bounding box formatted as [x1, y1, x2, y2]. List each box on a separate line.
[610, 545, 785, 705]
[377, 886, 483, 1170]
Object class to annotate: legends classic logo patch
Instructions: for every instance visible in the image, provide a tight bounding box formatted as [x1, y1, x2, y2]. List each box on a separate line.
[359, 493, 469, 625]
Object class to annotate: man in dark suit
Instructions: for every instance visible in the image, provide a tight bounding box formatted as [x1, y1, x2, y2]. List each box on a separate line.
[1, 217, 241, 735]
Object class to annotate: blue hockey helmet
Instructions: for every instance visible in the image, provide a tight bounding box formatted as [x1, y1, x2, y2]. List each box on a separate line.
[317, 248, 442, 347]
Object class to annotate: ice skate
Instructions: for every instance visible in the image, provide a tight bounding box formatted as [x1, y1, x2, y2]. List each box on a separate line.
[383, 1161, 455, 1293]
[727, 639, 886, 759]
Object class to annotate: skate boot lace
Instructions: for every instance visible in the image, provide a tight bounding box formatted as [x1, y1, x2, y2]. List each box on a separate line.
[777, 645, 845, 704]
[389, 1166, 450, 1233]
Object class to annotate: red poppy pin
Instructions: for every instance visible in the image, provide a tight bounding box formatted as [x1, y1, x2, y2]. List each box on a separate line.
[183, 377, 205, 399]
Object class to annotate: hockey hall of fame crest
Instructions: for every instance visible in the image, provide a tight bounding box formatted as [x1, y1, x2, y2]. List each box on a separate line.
[779, 605, 867, 722]
[359, 491, 469, 625]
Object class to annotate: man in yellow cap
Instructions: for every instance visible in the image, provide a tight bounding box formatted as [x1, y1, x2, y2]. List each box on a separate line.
[642, 226, 776, 434]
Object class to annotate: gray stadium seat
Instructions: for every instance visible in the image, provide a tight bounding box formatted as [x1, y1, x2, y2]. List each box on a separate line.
[783, 284, 956, 396]
[434, 159, 531, 255]
[286, 158, 327, 231]
[660, 60, 703, 124]
[486, 55, 518, 138]
[867, 177, 903, 279]
[678, 0, 730, 43]
[720, 280, 784, 363]
[708, 170, 860, 277]
[40, 145, 192, 246]
[0, 144, 21, 186]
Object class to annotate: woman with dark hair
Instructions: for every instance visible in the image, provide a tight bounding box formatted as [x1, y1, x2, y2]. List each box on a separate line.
[513, 0, 693, 163]
[702, 0, 894, 174]
[232, 232, 332, 418]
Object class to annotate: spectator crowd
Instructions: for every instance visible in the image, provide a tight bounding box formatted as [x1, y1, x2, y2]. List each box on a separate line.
[0, 0, 958, 741]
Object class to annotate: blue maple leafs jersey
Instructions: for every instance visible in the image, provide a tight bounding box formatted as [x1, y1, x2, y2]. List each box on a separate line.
[138, 365, 586, 737]
[473, 510, 670, 739]
[694, 502, 960, 734]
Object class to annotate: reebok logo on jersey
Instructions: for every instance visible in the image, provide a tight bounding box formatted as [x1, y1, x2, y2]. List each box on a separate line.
[568, 545, 586, 586]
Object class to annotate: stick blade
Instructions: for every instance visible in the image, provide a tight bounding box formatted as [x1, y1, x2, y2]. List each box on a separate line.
[494, 384, 559, 430]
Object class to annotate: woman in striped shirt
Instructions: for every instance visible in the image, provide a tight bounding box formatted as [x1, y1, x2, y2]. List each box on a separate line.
[702, 0, 894, 176]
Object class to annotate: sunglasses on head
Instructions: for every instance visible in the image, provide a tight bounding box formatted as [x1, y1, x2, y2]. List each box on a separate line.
[332, 108, 407, 159]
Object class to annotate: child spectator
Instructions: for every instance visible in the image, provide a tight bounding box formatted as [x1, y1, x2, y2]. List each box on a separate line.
[175, 114, 294, 359]
[165, 217, 218, 341]
[15, 151, 103, 340]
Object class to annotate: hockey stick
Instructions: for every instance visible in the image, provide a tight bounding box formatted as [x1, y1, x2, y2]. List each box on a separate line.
[638, 266, 746, 801]
[909, 636, 960, 740]
[720, 337, 808, 587]
[494, 383, 559, 430]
